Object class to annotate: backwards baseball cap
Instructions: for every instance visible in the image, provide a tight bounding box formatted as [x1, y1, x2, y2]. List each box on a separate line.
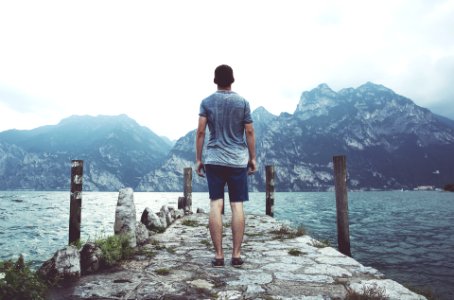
[214, 64, 235, 87]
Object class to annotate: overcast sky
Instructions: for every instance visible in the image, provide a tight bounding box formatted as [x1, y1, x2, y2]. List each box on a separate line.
[1, 0, 453, 140]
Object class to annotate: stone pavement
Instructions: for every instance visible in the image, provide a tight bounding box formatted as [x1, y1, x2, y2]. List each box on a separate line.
[50, 213, 426, 299]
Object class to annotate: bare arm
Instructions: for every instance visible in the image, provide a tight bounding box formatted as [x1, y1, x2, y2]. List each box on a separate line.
[245, 123, 257, 174]
[196, 116, 207, 177]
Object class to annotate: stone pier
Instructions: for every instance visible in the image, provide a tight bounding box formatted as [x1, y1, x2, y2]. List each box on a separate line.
[50, 213, 426, 300]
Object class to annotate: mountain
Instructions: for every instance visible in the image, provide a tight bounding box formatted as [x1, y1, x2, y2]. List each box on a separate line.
[137, 82, 454, 191]
[0, 114, 171, 191]
[2, 83, 454, 192]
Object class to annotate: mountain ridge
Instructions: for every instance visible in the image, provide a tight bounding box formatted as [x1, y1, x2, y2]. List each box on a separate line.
[1, 83, 454, 191]
[138, 82, 454, 191]
[0, 114, 171, 191]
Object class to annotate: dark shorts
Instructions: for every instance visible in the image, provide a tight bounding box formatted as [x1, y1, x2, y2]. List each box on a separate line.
[205, 164, 249, 202]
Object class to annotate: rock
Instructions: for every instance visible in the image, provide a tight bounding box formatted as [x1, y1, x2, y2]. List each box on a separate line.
[169, 206, 176, 220]
[141, 207, 164, 231]
[161, 205, 174, 225]
[196, 208, 206, 213]
[114, 188, 137, 247]
[80, 242, 103, 275]
[157, 211, 168, 228]
[38, 245, 81, 282]
[136, 222, 149, 245]
[175, 209, 185, 219]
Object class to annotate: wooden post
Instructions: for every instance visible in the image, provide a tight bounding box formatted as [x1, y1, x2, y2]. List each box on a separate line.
[266, 165, 275, 217]
[69, 160, 83, 245]
[183, 167, 192, 212]
[333, 155, 352, 257]
[178, 196, 186, 210]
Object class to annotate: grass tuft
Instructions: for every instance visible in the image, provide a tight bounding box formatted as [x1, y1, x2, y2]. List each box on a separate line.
[155, 268, 171, 276]
[346, 284, 388, 300]
[181, 219, 200, 227]
[94, 234, 135, 268]
[166, 247, 177, 254]
[200, 239, 211, 247]
[0, 255, 48, 300]
[288, 248, 304, 256]
[271, 224, 306, 240]
[310, 239, 331, 248]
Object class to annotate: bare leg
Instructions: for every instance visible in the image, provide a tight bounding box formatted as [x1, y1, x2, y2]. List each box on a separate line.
[209, 199, 224, 259]
[230, 202, 245, 258]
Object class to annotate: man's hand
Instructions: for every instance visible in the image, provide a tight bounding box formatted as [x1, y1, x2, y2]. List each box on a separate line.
[196, 161, 205, 177]
[247, 158, 257, 175]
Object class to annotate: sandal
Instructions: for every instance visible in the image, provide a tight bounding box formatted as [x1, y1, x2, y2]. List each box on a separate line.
[231, 257, 244, 268]
[211, 258, 225, 268]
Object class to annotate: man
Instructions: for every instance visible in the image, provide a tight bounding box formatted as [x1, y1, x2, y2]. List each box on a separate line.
[196, 64, 257, 268]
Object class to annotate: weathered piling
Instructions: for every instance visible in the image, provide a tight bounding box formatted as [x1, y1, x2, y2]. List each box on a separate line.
[333, 155, 352, 257]
[183, 167, 192, 212]
[69, 160, 83, 245]
[266, 165, 275, 217]
[178, 196, 186, 210]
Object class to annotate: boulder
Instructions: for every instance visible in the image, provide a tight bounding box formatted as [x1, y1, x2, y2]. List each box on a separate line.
[161, 205, 174, 225]
[158, 211, 168, 229]
[80, 242, 103, 275]
[141, 207, 164, 231]
[175, 209, 185, 219]
[114, 188, 137, 247]
[38, 245, 81, 282]
[196, 208, 206, 213]
[169, 206, 176, 220]
[136, 222, 149, 245]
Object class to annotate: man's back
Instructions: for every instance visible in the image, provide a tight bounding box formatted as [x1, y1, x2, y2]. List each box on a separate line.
[199, 90, 252, 168]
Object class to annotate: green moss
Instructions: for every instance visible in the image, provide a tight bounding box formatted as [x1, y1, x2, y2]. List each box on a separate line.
[182, 219, 200, 227]
[166, 247, 177, 254]
[200, 239, 211, 247]
[288, 248, 304, 256]
[245, 232, 263, 237]
[155, 268, 171, 276]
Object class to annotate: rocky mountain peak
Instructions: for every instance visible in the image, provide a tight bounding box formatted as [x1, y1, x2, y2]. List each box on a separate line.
[295, 83, 339, 119]
[252, 106, 276, 123]
[357, 81, 393, 93]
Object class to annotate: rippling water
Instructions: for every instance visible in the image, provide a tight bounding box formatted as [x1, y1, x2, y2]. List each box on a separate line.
[0, 191, 453, 299]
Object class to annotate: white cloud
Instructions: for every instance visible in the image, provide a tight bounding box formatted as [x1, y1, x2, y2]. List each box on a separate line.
[1, 0, 454, 139]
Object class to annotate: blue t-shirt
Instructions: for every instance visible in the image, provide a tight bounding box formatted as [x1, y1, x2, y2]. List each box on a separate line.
[199, 91, 253, 168]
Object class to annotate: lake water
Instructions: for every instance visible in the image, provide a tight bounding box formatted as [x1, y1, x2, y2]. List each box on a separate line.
[0, 191, 453, 299]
